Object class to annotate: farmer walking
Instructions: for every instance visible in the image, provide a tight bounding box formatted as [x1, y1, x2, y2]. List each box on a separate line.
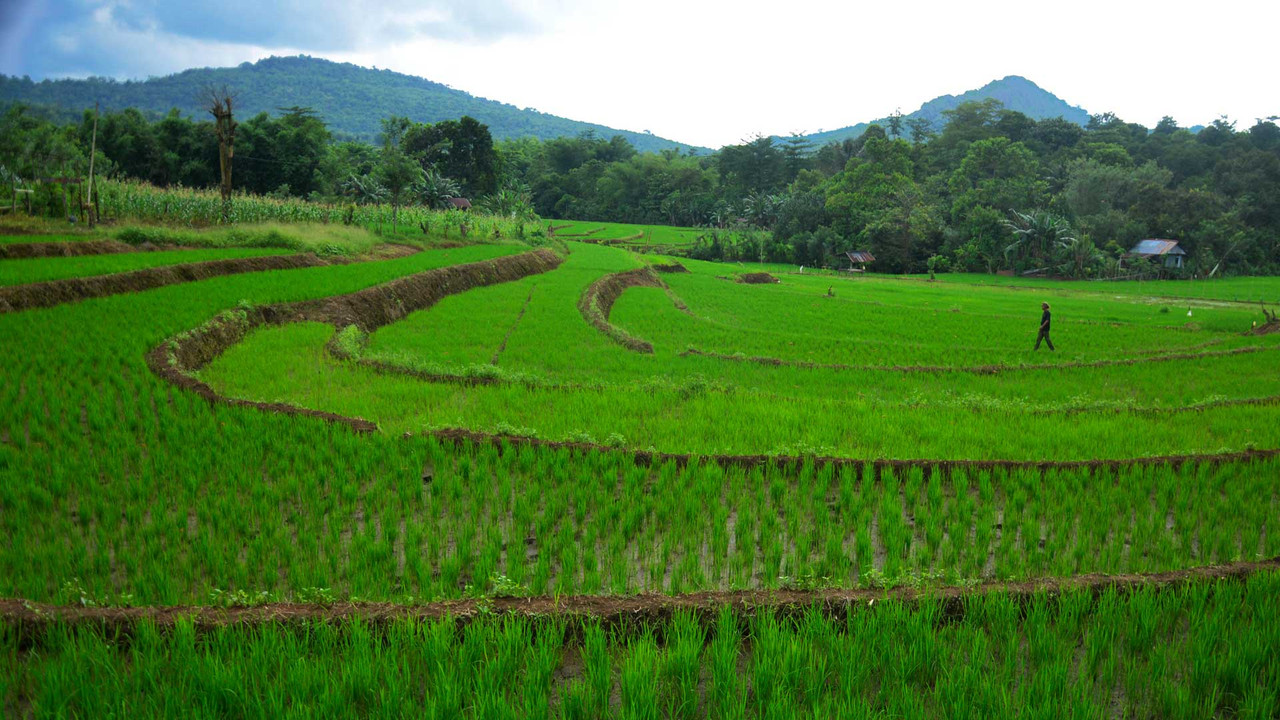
[1035, 302, 1055, 351]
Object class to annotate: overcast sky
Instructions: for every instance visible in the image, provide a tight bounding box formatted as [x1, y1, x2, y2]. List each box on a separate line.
[2, 0, 1277, 148]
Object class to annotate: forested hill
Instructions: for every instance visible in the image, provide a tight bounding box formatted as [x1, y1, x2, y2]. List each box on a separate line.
[0, 55, 702, 154]
[796, 76, 1091, 145]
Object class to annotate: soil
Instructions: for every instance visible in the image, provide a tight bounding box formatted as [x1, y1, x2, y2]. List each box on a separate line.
[1249, 319, 1280, 336]
[3, 557, 1274, 638]
[0, 244, 421, 314]
[651, 262, 689, 274]
[738, 272, 779, 284]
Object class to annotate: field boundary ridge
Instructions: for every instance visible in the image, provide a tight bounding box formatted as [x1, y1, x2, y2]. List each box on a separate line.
[0, 244, 421, 313]
[146, 248, 565, 433]
[2, 558, 1275, 634]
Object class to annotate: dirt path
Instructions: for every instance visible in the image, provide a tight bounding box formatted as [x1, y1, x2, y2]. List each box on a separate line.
[3, 557, 1274, 636]
[0, 244, 421, 313]
[680, 344, 1275, 375]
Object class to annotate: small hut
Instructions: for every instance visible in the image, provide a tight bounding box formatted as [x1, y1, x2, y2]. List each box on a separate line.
[845, 251, 875, 272]
[1126, 239, 1186, 269]
[447, 197, 472, 211]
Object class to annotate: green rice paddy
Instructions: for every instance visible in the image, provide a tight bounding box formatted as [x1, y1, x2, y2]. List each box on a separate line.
[1, 227, 1277, 716]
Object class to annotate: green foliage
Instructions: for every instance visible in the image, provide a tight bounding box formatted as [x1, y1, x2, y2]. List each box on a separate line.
[5, 79, 1279, 275]
[0, 55, 699, 153]
[8, 576, 1280, 716]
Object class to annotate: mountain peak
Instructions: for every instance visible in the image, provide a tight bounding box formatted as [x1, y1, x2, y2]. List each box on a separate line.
[795, 75, 1090, 146]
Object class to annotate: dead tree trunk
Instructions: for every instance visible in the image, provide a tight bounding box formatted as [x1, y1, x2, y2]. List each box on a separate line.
[205, 87, 237, 223]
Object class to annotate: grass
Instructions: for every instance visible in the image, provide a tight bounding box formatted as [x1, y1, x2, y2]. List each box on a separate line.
[5, 574, 1278, 718]
[0, 247, 294, 287]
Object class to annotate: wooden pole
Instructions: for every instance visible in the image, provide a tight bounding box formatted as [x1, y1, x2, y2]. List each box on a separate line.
[87, 102, 99, 228]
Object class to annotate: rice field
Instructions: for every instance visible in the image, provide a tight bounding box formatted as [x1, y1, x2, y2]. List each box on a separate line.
[8, 575, 1279, 719]
[551, 220, 703, 247]
[1, 224, 1277, 716]
[199, 242, 1280, 460]
[0, 247, 294, 287]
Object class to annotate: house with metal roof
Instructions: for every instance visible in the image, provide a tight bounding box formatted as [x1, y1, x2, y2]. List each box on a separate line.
[1127, 239, 1186, 269]
[845, 251, 875, 272]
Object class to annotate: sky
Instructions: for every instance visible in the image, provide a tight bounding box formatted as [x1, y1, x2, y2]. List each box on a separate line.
[2, 0, 1277, 148]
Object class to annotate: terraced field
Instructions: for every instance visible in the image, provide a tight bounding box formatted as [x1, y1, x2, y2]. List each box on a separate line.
[201, 242, 1280, 460]
[2, 230, 1278, 717]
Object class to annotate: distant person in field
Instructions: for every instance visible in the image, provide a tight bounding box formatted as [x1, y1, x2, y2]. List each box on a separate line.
[1035, 302, 1055, 351]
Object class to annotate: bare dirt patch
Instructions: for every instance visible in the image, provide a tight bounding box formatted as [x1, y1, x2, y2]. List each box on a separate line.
[738, 272, 779, 284]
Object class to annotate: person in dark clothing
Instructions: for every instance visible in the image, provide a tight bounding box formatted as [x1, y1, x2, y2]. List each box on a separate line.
[1035, 302, 1055, 351]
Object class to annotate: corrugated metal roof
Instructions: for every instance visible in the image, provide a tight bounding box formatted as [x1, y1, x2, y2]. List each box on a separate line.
[846, 251, 876, 264]
[1130, 239, 1185, 256]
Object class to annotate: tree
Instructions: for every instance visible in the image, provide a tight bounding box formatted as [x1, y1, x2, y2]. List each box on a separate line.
[341, 173, 387, 205]
[376, 116, 421, 234]
[717, 135, 786, 199]
[886, 109, 904, 140]
[1002, 209, 1075, 269]
[415, 169, 461, 209]
[1054, 235, 1104, 278]
[906, 117, 934, 145]
[824, 137, 936, 271]
[782, 133, 815, 183]
[203, 85, 236, 222]
[402, 116, 498, 197]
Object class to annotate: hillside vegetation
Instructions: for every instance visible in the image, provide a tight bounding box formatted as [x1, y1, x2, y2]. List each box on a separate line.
[0, 55, 699, 153]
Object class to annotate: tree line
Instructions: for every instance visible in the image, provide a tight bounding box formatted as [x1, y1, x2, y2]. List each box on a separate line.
[2, 98, 1277, 275]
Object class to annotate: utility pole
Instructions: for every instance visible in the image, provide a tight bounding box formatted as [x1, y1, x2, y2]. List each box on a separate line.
[87, 102, 99, 228]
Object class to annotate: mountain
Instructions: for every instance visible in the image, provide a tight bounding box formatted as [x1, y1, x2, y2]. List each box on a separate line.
[794, 76, 1091, 146]
[0, 55, 703, 154]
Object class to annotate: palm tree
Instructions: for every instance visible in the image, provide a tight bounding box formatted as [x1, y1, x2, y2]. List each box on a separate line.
[1054, 235, 1105, 278]
[341, 174, 387, 205]
[415, 170, 461, 210]
[1002, 210, 1075, 269]
[476, 186, 536, 220]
